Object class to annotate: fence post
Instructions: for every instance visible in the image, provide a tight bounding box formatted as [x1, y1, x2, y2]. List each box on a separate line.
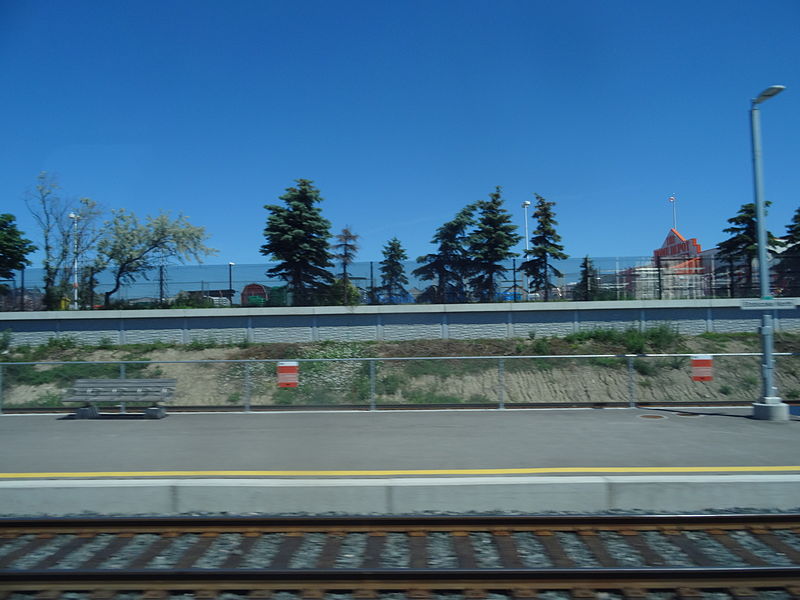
[243, 361, 252, 413]
[118, 363, 127, 413]
[498, 358, 506, 409]
[0, 364, 4, 414]
[626, 355, 637, 408]
[369, 360, 376, 411]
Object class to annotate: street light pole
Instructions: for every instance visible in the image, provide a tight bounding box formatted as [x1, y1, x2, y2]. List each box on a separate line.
[69, 212, 80, 310]
[749, 84, 789, 422]
[228, 262, 235, 306]
[522, 200, 531, 300]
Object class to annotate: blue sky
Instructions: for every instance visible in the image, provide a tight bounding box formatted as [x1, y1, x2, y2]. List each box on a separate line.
[2, 0, 799, 269]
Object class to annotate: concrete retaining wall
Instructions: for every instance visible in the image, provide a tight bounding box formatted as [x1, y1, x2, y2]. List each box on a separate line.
[1, 299, 798, 347]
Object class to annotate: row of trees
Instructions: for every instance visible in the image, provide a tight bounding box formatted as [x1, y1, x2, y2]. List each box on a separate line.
[260, 179, 800, 306]
[3, 174, 800, 309]
[0, 172, 215, 309]
[260, 180, 570, 306]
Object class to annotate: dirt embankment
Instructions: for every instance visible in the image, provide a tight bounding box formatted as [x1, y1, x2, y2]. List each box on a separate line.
[3, 334, 799, 407]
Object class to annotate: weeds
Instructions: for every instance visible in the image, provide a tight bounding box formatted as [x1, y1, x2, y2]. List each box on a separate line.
[564, 325, 683, 354]
[633, 359, 658, 376]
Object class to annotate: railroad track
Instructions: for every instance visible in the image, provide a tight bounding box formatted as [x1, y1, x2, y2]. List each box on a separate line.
[1, 514, 799, 597]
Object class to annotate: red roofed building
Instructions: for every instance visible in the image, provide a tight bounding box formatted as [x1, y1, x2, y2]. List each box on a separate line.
[623, 229, 710, 299]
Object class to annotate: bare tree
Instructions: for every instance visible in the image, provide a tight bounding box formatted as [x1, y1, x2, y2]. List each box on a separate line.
[25, 172, 104, 309]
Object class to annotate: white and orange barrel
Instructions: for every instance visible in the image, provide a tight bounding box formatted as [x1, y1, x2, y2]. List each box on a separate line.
[277, 361, 299, 388]
[691, 355, 713, 381]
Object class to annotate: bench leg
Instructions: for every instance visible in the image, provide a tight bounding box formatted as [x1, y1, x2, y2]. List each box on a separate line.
[144, 406, 166, 419]
[75, 406, 99, 419]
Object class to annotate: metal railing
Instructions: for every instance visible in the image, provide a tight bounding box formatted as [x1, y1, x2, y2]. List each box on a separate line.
[1, 353, 798, 413]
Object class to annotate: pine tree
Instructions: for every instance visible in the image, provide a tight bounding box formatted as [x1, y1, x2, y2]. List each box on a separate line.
[333, 227, 360, 304]
[379, 237, 409, 304]
[412, 205, 475, 304]
[0, 214, 36, 282]
[776, 207, 800, 296]
[519, 194, 568, 301]
[333, 227, 359, 282]
[261, 179, 334, 306]
[467, 187, 521, 303]
[717, 202, 782, 297]
[574, 255, 600, 301]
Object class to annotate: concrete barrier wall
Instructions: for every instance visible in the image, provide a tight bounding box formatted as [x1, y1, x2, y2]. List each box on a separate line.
[1, 299, 798, 347]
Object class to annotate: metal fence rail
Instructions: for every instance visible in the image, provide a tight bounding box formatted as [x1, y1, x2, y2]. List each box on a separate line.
[2, 353, 798, 413]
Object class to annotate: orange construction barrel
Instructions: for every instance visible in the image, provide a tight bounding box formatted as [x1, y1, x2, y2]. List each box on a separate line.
[277, 361, 299, 388]
[691, 354, 713, 381]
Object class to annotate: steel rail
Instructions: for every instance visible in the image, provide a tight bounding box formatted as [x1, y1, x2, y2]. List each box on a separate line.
[1, 566, 800, 590]
[1, 513, 799, 533]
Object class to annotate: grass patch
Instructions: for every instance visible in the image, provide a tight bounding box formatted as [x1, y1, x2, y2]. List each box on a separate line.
[565, 325, 684, 354]
[633, 359, 658, 376]
[404, 389, 464, 404]
[588, 357, 625, 369]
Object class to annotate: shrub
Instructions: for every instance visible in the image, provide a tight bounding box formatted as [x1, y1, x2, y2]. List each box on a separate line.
[633, 358, 657, 377]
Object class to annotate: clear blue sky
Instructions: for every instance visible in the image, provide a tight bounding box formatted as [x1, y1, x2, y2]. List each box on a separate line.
[2, 0, 799, 267]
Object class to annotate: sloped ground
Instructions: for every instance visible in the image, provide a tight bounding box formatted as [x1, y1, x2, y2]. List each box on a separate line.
[2, 331, 799, 408]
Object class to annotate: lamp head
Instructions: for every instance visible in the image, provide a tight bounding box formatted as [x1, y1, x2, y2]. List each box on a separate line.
[522, 200, 531, 208]
[753, 85, 786, 105]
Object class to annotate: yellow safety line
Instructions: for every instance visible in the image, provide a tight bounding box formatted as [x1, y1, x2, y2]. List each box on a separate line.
[1, 466, 800, 478]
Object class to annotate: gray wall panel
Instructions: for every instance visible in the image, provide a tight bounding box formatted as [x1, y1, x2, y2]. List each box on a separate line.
[381, 313, 442, 341]
[510, 311, 575, 338]
[249, 316, 313, 343]
[2, 301, 799, 348]
[317, 314, 378, 342]
[447, 312, 507, 339]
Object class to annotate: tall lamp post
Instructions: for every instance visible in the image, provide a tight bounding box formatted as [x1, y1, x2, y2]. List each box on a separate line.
[68, 212, 80, 310]
[750, 84, 789, 422]
[522, 200, 531, 300]
[228, 262, 235, 306]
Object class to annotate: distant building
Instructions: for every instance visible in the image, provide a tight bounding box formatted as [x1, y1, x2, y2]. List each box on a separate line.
[623, 228, 708, 300]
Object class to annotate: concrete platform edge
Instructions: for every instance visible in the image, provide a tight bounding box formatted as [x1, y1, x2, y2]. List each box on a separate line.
[2, 475, 799, 515]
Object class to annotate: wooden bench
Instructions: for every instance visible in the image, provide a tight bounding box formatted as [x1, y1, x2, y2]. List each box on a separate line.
[63, 378, 176, 419]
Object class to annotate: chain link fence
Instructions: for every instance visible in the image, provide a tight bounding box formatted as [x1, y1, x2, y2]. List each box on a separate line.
[4, 254, 799, 310]
[2, 353, 798, 413]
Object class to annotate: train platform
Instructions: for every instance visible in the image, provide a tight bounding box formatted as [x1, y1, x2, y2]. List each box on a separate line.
[0, 407, 798, 516]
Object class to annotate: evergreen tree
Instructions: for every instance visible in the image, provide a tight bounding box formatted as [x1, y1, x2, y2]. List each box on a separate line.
[717, 202, 782, 297]
[333, 227, 359, 282]
[379, 237, 409, 304]
[0, 214, 36, 282]
[519, 194, 568, 301]
[574, 255, 600, 301]
[775, 207, 800, 296]
[261, 179, 334, 306]
[333, 226, 360, 304]
[412, 205, 475, 304]
[467, 187, 520, 303]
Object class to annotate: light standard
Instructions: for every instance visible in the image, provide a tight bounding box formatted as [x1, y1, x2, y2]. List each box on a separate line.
[68, 212, 80, 310]
[228, 262, 235, 306]
[522, 200, 531, 300]
[750, 84, 789, 422]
